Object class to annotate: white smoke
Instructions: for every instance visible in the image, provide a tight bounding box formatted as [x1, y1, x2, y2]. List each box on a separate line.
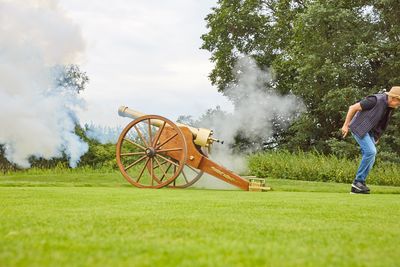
[0, 0, 87, 168]
[85, 124, 122, 144]
[195, 56, 304, 174]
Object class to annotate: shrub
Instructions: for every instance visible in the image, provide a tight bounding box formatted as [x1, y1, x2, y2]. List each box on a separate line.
[248, 150, 400, 186]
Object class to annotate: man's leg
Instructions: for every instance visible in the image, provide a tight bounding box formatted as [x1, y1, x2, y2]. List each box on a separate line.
[363, 133, 377, 181]
[351, 133, 376, 193]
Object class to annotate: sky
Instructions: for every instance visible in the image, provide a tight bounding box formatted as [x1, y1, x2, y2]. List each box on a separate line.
[58, 0, 233, 127]
[0, 0, 304, 168]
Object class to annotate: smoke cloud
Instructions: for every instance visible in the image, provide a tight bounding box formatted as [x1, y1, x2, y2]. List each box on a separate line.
[0, 0, 87, 168]
[195, 56, 304, 175]
[85, 124, 122, 144]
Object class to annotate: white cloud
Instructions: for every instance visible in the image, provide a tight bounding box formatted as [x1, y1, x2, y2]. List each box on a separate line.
[58, 0, 233, 127]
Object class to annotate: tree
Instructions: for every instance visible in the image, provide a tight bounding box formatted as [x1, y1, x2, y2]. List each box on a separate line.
[201, 0, 277, 91]
[54, 64, 89, 94]
[201, 0, 400, 159]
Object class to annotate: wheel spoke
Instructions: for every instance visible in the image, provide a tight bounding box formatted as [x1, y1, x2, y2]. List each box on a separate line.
[157, 147, 183, 153]
[160, 163, 173, 181]
[120, 152, 145, 156]
[173, 165, 177, 186]
[181, 170, 189, 183]
[156, 133, 178, 149]
[148, 119, 153, 146]
[136, 158, 150, 183]
[156, 154, 180, 167]
[150, 158, 154, 186]
[134, 125, 149, 147]
[154, 156, 167, 180]
[153, 160, 168, 169]
[125, 155, 147, 171]
[186, 165, 201, 174]
[124, 138, 146, 151]
[152, 121, 166, 147]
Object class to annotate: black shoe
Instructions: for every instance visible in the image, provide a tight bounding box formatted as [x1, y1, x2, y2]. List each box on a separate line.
[361, 181, 370, 192]
[350, 186, 369, 194]
[351, 181, 370, 194]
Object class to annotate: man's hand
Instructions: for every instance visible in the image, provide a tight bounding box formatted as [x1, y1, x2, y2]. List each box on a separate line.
[341, 103, 362, 139]
[341, 125, 349, 138]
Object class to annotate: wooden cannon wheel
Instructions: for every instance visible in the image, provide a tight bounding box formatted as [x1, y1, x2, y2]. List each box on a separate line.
[148, 157, 204, 189]
[167, 163, 204, 188]
[116, 115, 187, 188]
[166, 148, 206, 188]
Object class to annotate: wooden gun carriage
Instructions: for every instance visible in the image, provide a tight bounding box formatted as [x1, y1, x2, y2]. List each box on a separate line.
[116, 106, 270, 191]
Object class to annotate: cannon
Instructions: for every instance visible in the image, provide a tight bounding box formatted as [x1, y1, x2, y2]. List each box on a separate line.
[116, 106, 270, 191]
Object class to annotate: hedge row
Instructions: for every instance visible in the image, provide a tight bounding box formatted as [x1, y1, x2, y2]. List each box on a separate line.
[248, 151, 400, 186]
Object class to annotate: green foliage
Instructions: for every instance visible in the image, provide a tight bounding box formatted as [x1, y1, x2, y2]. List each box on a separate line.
[54, 64, 89, 94]
[75, 124, 117, 169]
[0, 145, 15, 174]
[248, 150, 400, 186]
[201, 0, 274, 91]
[78, 142, 116, 169]
[202, 0, 400, 158]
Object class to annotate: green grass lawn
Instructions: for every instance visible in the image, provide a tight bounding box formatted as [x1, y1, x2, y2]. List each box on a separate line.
[1, 172, 399, 266]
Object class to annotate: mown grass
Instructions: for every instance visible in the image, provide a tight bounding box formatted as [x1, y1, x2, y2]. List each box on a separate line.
[1, 186, 399, 267]
[2, 170, 400, 194]
[1, 170, 400, 266]
[0, 168, 124, 187]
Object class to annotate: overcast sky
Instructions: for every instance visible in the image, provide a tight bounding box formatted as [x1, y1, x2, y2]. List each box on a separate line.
[58, 0, 233, 127]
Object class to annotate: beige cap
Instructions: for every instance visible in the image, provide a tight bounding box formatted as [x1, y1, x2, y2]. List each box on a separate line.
[385, 86, 400, 99]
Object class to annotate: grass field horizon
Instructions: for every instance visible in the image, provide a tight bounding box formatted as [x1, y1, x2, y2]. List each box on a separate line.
[1, 171, 399, 266]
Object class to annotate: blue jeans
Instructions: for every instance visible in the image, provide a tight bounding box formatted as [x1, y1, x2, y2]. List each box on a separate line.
[352, 132, 377, 182]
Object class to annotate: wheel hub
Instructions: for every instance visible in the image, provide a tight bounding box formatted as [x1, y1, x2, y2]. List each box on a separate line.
[145, 147, 156, 158]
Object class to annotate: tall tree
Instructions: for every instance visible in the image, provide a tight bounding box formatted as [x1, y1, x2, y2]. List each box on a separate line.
[201, 0, 400, 158]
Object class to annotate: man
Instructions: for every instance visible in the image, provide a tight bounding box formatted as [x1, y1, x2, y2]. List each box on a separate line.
[341, 86, 400, 194]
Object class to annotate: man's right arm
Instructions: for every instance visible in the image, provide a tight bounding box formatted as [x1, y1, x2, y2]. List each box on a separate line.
[341, 103, 362, 138]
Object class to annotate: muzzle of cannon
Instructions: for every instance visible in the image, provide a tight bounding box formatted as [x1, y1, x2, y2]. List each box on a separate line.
[116, 106, 270, 191]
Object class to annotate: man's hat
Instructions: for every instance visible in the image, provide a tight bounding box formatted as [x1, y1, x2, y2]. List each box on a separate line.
[385, 86, 400, 99]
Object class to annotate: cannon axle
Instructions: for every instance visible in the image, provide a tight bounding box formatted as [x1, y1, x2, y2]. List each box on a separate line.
[145, 147, 156, 158]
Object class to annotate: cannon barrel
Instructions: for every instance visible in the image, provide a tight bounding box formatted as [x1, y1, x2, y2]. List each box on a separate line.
[118, 106, 214, 147]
